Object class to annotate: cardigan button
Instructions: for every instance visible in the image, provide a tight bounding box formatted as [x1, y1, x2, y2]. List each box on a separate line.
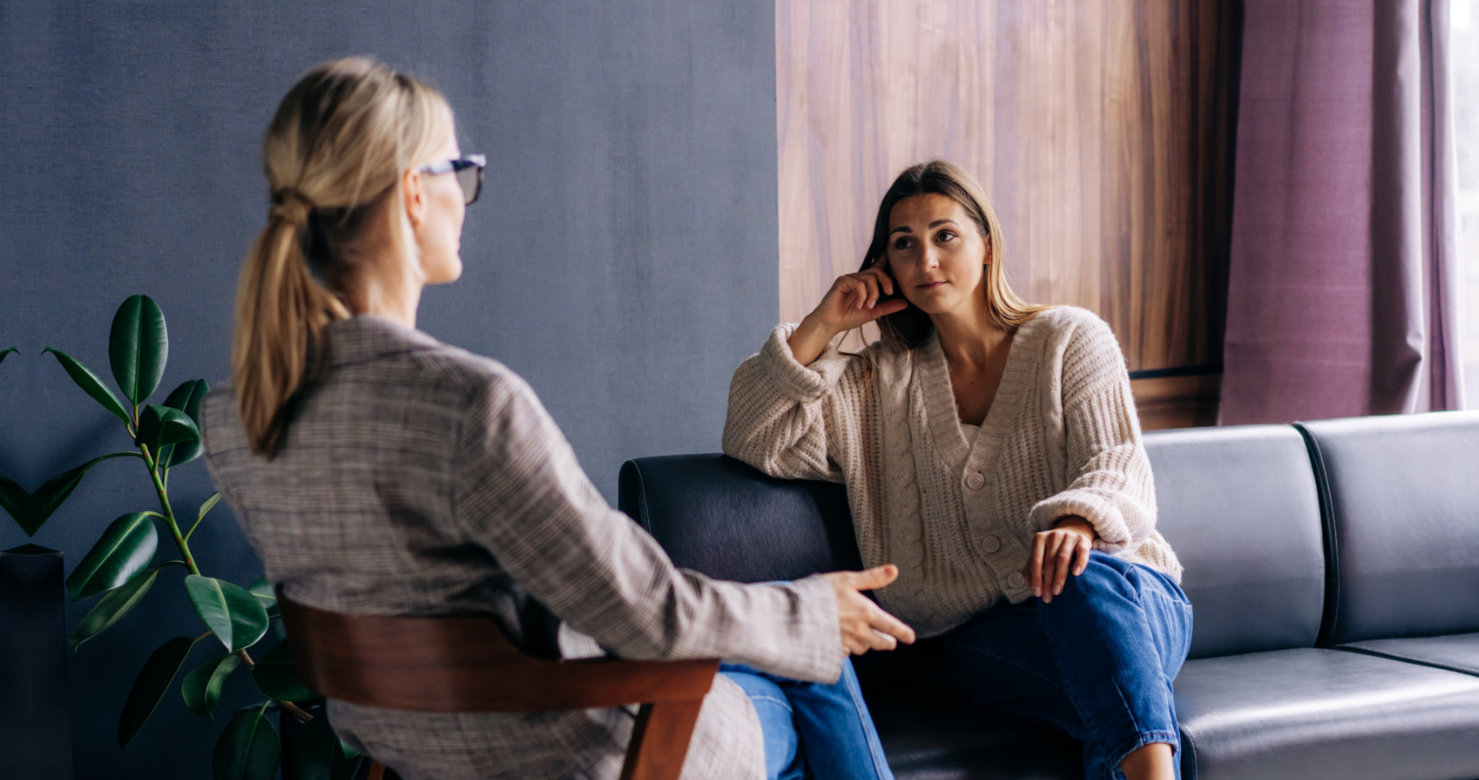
[1007, 572, 1026, 589]
[980, 535, 1001, 553]
[964, 471, 986, 490]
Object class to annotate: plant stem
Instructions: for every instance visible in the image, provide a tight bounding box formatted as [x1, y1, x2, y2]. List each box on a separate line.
[142, 428, 316, 727]
[280, 698, 314, 723]
[141, 443, 199, 576]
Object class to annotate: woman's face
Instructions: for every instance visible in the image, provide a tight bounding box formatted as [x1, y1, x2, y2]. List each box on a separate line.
[412, 128, 466, 286]
[883, 193, 989, 318]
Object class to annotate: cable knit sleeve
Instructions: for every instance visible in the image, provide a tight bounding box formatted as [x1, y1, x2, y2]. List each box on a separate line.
[722, 324, 866, 482]
[1026, 313, 1156, 553]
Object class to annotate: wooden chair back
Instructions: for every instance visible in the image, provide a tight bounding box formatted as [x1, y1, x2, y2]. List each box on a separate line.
[277, 594, 719, 780]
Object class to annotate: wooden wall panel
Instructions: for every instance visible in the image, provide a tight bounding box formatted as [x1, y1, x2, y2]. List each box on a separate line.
[776, 0, 1236, 425]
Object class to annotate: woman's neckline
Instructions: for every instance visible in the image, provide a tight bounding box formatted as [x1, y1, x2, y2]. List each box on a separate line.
[916, 313, 1043, 472]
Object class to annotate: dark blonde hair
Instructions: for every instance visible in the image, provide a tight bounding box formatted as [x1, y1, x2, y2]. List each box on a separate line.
[861, 160, 1044, 349]
[233, 57, 453, 458]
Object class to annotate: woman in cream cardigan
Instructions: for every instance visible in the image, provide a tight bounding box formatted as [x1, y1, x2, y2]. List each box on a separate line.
[725, 160, 1192, 780]
[203, 57, 914, 780]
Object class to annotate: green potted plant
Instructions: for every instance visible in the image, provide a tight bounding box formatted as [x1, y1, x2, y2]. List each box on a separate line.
[4, 295, 364, 780]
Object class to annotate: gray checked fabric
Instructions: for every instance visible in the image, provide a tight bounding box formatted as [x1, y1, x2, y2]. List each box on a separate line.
[201, 315, 843, 780]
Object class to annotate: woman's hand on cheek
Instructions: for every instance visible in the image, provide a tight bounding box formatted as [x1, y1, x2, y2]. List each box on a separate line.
[810, 267, 910, 333]
[1025, 516, 1095, 603]
[789, 266, 909, 365]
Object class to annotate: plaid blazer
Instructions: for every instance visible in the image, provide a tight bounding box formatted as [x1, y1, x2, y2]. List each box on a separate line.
[202, 315, 842, 780]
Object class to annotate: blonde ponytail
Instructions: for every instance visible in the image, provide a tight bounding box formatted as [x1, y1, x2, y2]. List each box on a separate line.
[232, 57, 452, 458]
[232, 197, 350, 457]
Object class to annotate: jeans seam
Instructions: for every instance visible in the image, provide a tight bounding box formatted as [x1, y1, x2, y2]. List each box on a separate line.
[839, 662, 893, 779]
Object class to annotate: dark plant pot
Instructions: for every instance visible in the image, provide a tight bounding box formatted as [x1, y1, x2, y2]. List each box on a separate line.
[0, 545, 74, 778]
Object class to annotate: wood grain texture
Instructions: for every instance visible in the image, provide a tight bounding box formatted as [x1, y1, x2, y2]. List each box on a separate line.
[776, 0, 1235, 386]
[1131, 373, 1223, 430]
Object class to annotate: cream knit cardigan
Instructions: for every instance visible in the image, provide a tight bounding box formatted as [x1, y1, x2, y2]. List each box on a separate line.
[724, 305, 1182, 638]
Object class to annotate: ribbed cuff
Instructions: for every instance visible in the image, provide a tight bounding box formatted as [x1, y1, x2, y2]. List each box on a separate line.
[1029, 491, 1132, 553]
[760, 324, 850, 401]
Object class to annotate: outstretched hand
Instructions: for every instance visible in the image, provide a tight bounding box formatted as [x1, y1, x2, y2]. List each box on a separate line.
[820, 564, 916, 655]
[1025, 516, 1095, 603]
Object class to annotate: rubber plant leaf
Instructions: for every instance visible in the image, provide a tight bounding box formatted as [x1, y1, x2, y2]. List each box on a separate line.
[212, 709, 282, 780]
[0, 476, 33, 535]
[118, 635, 197, 749]
[66, 512, 158, 601]
[250, 640, 317, 702]
[42, 348, 131, 424]
[159, 378, 210, 466]
[181, 652, 241, 718]
[184, 575, 270, 653]
[109, 294, 168, 405]
[9, 452, 137, 537]
[70, 565, 162, 649]
[136, 404, 200, 453]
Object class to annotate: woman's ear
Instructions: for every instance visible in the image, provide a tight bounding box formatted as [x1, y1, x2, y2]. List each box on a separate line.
[402, 167, 428, 230]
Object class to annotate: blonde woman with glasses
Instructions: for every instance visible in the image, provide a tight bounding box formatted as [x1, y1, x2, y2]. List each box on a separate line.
[202, 57, 912, 780]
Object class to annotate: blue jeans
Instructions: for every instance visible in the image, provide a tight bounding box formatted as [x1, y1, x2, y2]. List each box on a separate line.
[721, 658, 894, 780]
[943, 552, 1193, 780]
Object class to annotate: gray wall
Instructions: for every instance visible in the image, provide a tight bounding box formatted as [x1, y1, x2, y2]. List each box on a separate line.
[0, 2, 777, 778]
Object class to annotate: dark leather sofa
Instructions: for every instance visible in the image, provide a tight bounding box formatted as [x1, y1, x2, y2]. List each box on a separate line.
[617, 411, 1479, 779]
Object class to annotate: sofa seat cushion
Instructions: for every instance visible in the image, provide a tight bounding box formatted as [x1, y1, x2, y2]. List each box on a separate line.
[1175, 648, 1479, 780]
[1340, 632, 1479, 677]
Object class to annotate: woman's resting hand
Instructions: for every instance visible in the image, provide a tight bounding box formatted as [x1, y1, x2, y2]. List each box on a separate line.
[1026, 516, 1096, 604]
[820, 564, 917, 655]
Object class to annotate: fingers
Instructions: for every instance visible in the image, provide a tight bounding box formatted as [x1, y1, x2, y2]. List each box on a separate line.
[846, 564, 899, 591]
[860, 266, 895, 297]
[867, 604, 916, 646]
[1051, 534, 1076, 598]
[1029, 530, 1094, 604]
[837, 593, 916, 654]
[824, 564, 916, 656]
[1073, 534, 1092, 577]
[1027, 532, 1046, 599]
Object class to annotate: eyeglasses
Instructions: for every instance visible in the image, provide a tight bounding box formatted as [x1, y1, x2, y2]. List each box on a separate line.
[417, 154, 486, 205]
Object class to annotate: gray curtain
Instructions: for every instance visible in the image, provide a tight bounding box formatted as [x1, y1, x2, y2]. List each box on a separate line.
[1221, 0, 1463, 424]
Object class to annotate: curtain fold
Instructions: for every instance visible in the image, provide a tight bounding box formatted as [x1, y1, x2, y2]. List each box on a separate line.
[1220, 0, 1463, 424]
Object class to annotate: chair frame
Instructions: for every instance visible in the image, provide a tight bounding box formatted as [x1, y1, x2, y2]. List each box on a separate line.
[277, 594, 720, 780]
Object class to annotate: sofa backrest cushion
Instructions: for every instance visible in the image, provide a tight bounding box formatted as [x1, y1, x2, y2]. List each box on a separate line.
[1298, 411, 1479, 644]
[618, 454, 862, 582]
[1145, 425, 1326, 658]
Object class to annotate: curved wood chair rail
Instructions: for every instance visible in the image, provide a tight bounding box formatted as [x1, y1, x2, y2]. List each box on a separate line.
[277, 593, 720, 780]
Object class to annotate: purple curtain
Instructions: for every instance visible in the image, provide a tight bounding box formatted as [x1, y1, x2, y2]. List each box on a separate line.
[1220, 0, 1464, 424]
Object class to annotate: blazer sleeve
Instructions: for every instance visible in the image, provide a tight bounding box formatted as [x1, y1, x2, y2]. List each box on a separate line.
[452, 367, 845, 683]
[722, 323, 869, 482]
[1026, 315, 1157, 553]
